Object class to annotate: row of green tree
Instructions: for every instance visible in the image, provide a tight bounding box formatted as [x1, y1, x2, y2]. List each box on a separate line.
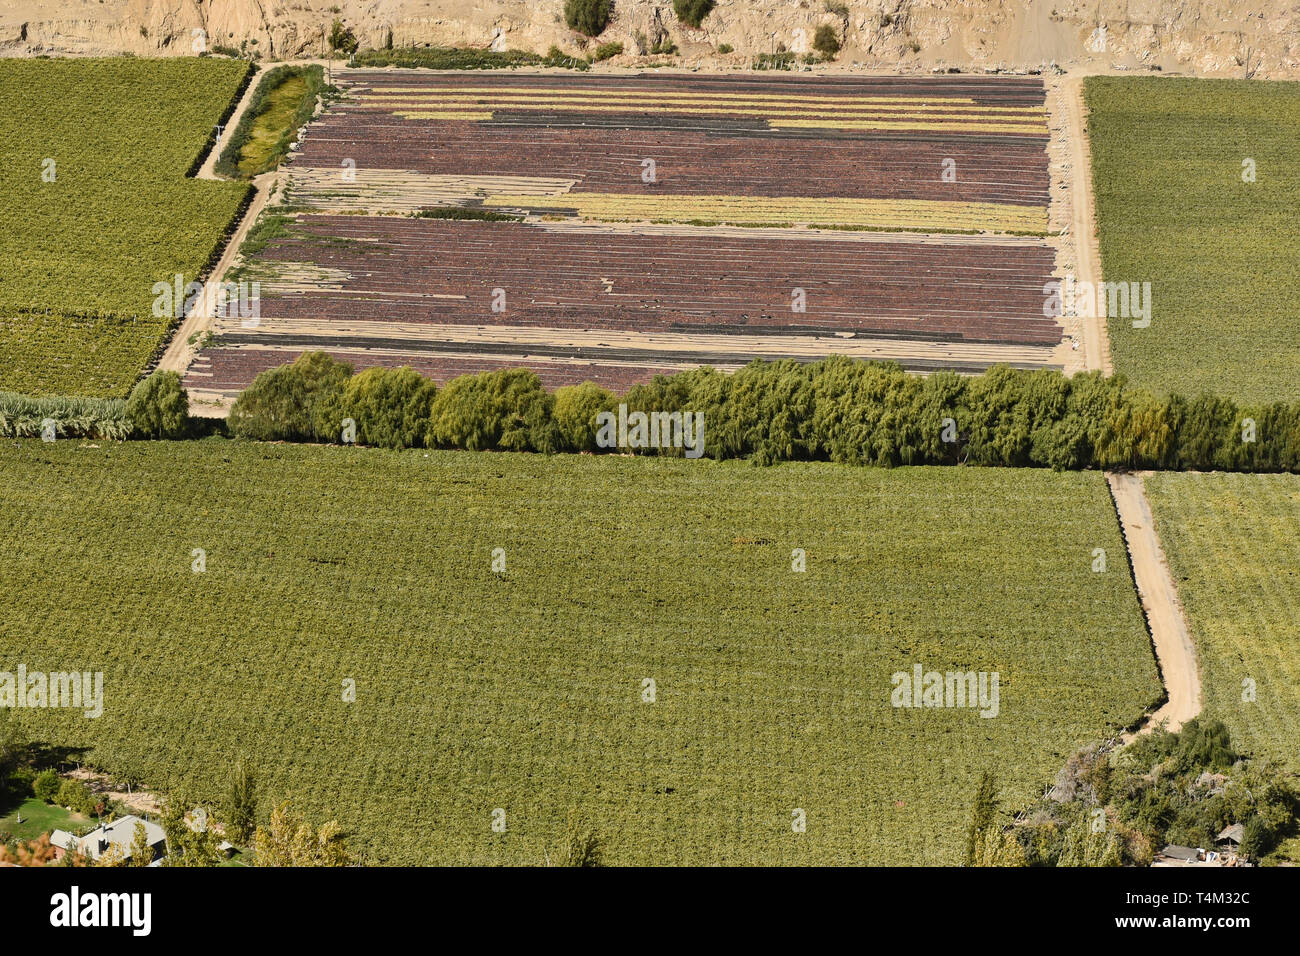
[225, 352, 1300, 472]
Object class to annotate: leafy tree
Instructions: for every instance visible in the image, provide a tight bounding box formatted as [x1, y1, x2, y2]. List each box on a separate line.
[225, 757, 258, 845]
[230, 350, 354, 442]
[329, 19, 359, 55]
[331, 366, 437, 449]
[128, 821, 156, 867]
[426, 368, 559, 453]
[963, 771, 998, 866]
[33, 769, 60, 803]
[126, 369, 189, 439]
[160, 798, 224, 867]
[553, 382, 616, 452]
[564, 0, 614, 37]
[253, 799, 354, 866]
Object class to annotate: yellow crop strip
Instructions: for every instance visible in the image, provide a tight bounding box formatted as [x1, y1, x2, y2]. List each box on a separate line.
[479, 192, 1048, 233]
[769, 118, 1047, 133]
[391, 107, 1046, 133]
[373, 86, 993, 105]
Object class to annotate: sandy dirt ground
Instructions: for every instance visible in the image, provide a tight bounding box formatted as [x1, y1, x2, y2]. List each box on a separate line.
[1108, 471, 1203, 739]
[1061, 74, 1111, 374]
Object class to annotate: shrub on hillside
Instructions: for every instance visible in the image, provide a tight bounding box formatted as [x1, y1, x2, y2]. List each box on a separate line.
[229, 351, 354, 442]
[426, 368, 560, 453]
[673, 0, 716, 29]
[553, 382, 617, 452]
[565, 0, 614, 37]
[813, 24, 842, 57]
[126, 369, 189, 439]
[593, 41, 625, 62]
[329, 366, 437, 449]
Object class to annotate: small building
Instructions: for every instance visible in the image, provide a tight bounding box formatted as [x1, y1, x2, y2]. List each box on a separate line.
[1152, 844, 1221, 867]
[50, 814, 166, 864]
[1217, 823, 1245, 848]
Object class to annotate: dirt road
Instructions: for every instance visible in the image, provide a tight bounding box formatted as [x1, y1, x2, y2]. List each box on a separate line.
[1108, 471, 1202, 737]
[1061, 75, 1111, 375]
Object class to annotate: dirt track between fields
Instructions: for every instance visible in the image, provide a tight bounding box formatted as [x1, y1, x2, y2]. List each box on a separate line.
[1108, 472, 1202, 738]
[1061, 75, 1111, 375]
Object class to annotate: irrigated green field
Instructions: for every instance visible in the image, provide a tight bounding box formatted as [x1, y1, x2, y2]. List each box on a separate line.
[1087, 76, 1300, 404]
[0, 58, 252, 398]
[1145, 473, 1300, 767]
[0, 442, 1159, 864]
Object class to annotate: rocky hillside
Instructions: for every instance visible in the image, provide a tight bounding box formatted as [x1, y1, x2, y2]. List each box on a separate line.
[2, 0, 1297, 77]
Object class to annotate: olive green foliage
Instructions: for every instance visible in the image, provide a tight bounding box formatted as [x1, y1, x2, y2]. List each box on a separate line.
[673, 0, 716, 29]
[0, 442, 1157, 863]
[564, 0, 614, 37]
[214, 65, 327, 179]
[812, 24, 842, 57]
[33, 770, 60, 803]
[593, 41, 625, 61]
[0, 390, 131, 440]
[328, 19, 359, 55]
[330, 366, 437, 450]
[225, 758, 258, 845]
[227, 353, 1300, 473]
[553, 382, 616, 453]
[426, 368, 559, 453]
[126, 370, 189, 439]
[229, 351, 354, 442]
[353, 46, 590, 71]
[1016, 720, 1298, 865]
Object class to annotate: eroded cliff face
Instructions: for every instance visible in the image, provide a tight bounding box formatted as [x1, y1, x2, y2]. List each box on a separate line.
[2, 0, 1297, 78]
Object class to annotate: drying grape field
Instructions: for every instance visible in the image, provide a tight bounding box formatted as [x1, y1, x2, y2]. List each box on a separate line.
[0, 441, 1159, 864]
[0, 58, 252, 398]
[1144, 473, 1300, 768]
[185, 70, 1068, 405]
[1087, 76, 1300, 404]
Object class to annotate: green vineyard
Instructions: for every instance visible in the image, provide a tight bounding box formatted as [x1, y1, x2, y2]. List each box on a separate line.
[0, 58, 252, 397]
[1145, 473, 1300, 767]
[1087, 76, 1300, 404]
[0, 441, 1160, 864]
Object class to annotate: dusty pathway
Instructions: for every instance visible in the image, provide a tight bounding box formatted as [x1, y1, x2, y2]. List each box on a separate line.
[156, 169, 277, 407]
[1061, 75, 1111, 375]
[1108, 471, 1202, 738]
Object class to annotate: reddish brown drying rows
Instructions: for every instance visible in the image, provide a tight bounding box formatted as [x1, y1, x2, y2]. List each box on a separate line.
[298, 118, 1050, 206]
[255, 217, 1060, 345]
[190, 71, 1060, 396]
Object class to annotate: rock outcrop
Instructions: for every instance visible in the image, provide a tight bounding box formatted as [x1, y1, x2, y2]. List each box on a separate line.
[2, 0, 1297, 78]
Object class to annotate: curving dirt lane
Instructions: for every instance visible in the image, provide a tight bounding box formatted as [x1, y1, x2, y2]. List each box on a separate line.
[1108, 471, 1202, 738]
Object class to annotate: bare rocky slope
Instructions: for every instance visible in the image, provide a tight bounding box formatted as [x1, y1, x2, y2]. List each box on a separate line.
[2, 0, 1297, 77]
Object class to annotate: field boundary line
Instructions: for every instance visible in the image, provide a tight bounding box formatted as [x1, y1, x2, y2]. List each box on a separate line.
[156, 170, 278, 403]
[1107, 470, 1202, 740]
